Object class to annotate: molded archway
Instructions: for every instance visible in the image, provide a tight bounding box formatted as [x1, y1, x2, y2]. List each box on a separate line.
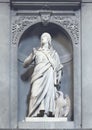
[18, 22, 73, 121]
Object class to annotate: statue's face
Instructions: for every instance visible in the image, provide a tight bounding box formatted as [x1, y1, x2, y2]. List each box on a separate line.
[41, 36, 48, 47]
[41, 33, 52, 49]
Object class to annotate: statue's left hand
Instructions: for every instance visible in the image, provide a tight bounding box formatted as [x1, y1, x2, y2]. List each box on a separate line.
[23, 62, 28, 68]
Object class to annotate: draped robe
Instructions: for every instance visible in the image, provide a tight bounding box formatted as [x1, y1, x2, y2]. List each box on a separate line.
[24, 47, 63, 117]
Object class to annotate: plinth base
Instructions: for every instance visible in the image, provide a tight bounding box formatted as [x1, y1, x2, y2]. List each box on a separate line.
[25, 117, 67, 122]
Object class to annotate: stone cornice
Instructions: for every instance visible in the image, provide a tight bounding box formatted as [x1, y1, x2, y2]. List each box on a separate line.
[11, 0, 81, 10]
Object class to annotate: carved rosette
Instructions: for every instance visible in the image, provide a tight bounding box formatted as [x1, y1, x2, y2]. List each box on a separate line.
[11, 12, 80, 45]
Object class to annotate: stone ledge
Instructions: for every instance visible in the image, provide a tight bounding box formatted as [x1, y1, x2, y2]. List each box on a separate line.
[0, 0, 10, 2]
[11, 0, 81, 10]
[25, 117, 67, 122]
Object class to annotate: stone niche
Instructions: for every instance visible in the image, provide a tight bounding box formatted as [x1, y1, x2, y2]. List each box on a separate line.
[18, 22, 73, 120]
[10, 2, 81, 129]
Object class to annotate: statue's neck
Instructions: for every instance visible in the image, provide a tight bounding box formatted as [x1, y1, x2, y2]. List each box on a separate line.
[41, 46, 49, 51]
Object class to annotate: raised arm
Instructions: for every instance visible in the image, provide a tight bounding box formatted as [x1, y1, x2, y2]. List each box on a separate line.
[23, 52, 34, 68]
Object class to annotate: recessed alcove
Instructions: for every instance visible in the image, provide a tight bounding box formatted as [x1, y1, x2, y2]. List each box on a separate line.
[18, 22, 73, 122]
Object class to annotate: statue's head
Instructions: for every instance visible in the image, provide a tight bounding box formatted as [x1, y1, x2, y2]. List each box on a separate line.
[41, 32, 52, 49]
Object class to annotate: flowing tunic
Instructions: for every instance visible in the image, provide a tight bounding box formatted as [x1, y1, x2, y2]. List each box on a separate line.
[28, 48, 63, 117]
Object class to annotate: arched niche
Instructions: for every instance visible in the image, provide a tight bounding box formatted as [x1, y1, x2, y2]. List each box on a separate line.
[18, 22, 73, 121]
[10, 13, 81, 129]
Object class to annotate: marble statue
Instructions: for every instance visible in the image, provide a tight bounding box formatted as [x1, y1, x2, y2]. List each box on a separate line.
[23, 32, 70, 117]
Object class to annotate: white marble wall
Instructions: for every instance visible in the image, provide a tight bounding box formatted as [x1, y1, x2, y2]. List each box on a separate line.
[0, 1, 10, 128]
[82, 1, 92, 129]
